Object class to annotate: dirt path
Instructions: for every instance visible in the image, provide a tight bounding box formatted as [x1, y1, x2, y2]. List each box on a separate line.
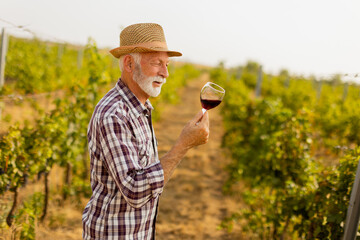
[155, 74, 241, 240]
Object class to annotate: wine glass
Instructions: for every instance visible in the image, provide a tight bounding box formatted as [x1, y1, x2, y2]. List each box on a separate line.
[200, 82, 225, 114]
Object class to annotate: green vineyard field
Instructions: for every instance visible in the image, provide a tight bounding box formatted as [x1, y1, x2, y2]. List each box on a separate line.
[1, 35, 359, 239]
[211, 63, 360, 239]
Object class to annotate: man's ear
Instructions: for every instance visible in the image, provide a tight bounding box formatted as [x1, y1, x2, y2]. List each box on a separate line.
[123, 55, 133, 73]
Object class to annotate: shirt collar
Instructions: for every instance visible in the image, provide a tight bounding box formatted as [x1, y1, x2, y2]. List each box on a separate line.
[116, 78, 154, 118]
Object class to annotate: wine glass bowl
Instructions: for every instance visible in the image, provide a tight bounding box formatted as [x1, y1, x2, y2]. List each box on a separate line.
[200, 82, 225, 113]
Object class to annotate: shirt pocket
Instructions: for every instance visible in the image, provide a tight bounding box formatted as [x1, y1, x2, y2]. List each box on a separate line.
[137, 138, 152, 168]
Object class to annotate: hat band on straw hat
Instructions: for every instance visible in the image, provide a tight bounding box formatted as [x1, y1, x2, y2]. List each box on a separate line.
[124, 41, 168, 49]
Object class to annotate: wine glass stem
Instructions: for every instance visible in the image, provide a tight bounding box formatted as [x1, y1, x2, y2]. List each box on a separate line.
[202, 108, 207, 114]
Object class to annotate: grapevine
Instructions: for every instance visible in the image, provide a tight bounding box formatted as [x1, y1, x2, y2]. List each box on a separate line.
[215, 63, 360, 239]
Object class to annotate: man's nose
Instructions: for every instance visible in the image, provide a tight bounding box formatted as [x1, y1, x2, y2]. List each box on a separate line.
[159, 64, 169, 79]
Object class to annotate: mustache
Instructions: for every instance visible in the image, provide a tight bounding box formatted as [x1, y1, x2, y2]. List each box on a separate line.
[149, 76, 166, 84]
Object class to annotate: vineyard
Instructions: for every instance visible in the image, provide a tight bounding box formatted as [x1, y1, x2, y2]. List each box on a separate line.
[0, 35, 360, 239]
[211, 63, 360, 239]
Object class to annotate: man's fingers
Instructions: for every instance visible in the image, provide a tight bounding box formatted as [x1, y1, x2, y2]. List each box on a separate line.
[195, 111, 209, 130]
[192, 110, 205, 125]
[200, 111, 209, 126]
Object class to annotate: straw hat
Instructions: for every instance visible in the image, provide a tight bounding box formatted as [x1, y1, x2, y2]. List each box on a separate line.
[110, 23, 182, 58]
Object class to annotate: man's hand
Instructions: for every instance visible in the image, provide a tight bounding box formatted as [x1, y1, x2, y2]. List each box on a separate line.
[160, 110, 210, 186]
[177, 110, 210, 150]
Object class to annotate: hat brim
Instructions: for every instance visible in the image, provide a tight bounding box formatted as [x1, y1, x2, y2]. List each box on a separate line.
[110, 46, 182, 58]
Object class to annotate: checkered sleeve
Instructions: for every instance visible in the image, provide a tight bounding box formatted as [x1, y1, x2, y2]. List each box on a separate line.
[99, 114, 164, 208]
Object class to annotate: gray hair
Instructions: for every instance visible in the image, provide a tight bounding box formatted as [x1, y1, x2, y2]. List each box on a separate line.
[119, 53, 142, 72]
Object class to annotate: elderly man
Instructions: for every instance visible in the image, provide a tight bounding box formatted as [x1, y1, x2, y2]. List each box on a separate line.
[82, 23, 209, 239]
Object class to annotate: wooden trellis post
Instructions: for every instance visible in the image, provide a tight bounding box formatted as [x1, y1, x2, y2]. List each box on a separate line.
[77, 48, 83, 69]
[342, 82, 349, 102]
[316, 80, 322, 100]
[255, 65, 263, 98]
[0, 28, 8, 90]
[0, 28, 9, 120]
[343, 159, 360, 240]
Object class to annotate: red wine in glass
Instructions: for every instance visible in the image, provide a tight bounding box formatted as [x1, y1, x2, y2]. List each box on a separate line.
[200, 99, 222, 110]
[200, 82, 225, 114]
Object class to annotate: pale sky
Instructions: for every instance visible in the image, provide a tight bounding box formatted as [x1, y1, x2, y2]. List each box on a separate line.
[0, 0, 359, 80]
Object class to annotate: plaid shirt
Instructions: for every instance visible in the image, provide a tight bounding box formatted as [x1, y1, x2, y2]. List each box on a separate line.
[82, 79, 164, 240]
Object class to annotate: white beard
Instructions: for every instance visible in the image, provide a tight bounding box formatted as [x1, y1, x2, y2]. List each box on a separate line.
[133, 63, 166, 97]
